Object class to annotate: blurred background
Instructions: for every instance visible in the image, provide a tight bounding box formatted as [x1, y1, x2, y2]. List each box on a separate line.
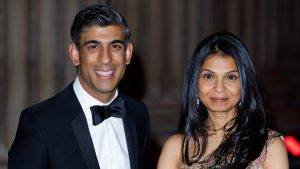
[0, 0, 300, 168]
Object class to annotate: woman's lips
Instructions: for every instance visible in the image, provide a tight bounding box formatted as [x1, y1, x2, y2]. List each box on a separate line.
[210, 97, 228, 103]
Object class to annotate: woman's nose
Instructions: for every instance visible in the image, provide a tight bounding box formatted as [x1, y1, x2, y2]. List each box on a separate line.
[215, 79, 225, 92]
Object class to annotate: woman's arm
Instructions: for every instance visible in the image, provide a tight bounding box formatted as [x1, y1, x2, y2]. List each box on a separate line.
[157, 134, 182, 169]
[263, 137, 289, 169]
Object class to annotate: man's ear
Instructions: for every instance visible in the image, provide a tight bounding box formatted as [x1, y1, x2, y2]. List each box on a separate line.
[69, 43, 80, 66]
[125, 42, 133, 65]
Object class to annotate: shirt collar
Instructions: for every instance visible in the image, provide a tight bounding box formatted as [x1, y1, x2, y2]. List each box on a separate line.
[73, 76, 118, 108]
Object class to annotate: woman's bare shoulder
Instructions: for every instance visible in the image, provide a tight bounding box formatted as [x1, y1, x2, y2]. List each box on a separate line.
[157, 133, 183, 169]
[165, 134, 183, 146]
[161, 133, 183, 158]
[263, 132, 289, 169]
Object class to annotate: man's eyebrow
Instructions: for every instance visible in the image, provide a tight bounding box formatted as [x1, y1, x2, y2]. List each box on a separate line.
[111, 40, 126, 46]
[82, 39, 126, 47]
[83, 40, 99, 46]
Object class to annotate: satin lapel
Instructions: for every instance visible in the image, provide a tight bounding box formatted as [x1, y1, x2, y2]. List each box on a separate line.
[63, 83, 100, 169]
[123, 108, 138, 169]
[71, 111, 100, 169]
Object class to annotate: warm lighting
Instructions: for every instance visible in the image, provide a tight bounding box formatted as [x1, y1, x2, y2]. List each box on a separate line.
[285, 135, 300, 156]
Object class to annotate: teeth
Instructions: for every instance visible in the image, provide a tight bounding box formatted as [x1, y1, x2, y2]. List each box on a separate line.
[95, 70, 113, 76]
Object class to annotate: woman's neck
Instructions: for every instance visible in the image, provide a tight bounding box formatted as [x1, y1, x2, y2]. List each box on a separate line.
[205, 111, 236, 134]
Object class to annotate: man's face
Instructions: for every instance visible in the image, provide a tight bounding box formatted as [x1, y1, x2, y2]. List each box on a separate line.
[69, 25, 133, 103]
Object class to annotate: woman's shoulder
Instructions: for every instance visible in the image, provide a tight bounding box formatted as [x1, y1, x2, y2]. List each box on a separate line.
[161, 133, 184, 155]
[157, 133, 183, 169]
[248, 129, 288, 169]
[265, 129, 286, 156]
[265, 129, 285, 151]
[263, 129, 289, 169]
[165, 133, 183, 144]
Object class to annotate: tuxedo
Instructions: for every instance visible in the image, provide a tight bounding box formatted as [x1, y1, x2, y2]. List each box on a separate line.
[8, 82, 150, 169]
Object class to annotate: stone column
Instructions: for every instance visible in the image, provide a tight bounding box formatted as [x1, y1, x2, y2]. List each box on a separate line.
[0, 0, 8, 167]
[267, 0, 279, 69]
[6, 0, 29, 147]
[243, 0, 256, 57]
[255, 1, 267, 67]
[226, 0, 240, 34]
[63, 0, 79, 83]
[162, 0, 184, 101]
[142, 0, 164, 101]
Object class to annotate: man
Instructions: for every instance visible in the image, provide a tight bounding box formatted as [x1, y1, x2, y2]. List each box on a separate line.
[8, 4, 150, 169]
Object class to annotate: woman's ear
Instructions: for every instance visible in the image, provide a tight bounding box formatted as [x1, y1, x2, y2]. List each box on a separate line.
[69, 43, 80, 66]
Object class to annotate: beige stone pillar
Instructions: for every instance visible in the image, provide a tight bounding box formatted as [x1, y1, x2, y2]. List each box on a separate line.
[255, 1, 267, 67]
[267, 0, 279, 68]
[63, 0, 79, 83]
[6, 0, 29, 147]
[243, 0, 256, 60]
[0, 0, 8, 166]
[143, 0, 163, 101]
[186, 0, 201, 57]
[226, 0, 240, 34]
[37, 0, 56, 101]
[200, 0, 213, 37]
[123, 0, 140, 48]
[164, 0, 184, 101]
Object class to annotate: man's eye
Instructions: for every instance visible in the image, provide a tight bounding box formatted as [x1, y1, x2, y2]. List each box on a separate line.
[86, 44, 99, 52]
[112, 44, 120, 48]
[88, 45, 97, 49]
[111, 44, 123, 50]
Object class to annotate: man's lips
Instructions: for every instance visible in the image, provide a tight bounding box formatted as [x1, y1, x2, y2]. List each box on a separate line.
[95, 70, 114, 79]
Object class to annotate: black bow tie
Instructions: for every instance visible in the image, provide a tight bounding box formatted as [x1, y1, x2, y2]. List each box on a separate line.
[90, 96, 125, 125]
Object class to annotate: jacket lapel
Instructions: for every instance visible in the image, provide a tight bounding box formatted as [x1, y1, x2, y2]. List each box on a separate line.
[71, 112, 100, 169]
[63, 83, 100, 169]
[123, 103, 138, 169]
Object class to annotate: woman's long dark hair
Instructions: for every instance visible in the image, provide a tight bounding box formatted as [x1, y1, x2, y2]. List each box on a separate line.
[179, 32, 268, 168]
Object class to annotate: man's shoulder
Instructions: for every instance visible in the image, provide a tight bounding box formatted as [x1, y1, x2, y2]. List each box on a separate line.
[22, 83, 76, 116]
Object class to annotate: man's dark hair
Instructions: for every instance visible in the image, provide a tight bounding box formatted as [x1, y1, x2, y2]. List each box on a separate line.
[71, 4, 131, 50]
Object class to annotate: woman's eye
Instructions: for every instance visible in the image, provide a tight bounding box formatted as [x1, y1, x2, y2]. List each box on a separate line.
[227, 74, 238, 80]
[203, 74, 214, 79]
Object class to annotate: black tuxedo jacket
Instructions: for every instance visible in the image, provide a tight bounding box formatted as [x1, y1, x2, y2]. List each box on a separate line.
[8, 82, 150, 169]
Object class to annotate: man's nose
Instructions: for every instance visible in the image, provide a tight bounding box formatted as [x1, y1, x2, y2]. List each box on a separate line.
[99, 47, 112, 64]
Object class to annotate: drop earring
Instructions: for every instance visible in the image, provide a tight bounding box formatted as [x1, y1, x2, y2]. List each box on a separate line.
[196, 97, 200, 105]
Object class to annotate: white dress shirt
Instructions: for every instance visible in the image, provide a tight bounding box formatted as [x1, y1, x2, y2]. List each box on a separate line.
[73, 77, 130, 169]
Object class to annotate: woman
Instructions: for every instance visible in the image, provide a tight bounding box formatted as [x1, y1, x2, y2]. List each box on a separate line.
[157, 32, 289, 169]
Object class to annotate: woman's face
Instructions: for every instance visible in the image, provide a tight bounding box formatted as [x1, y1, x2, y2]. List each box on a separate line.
[198, 54, 241, 116]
